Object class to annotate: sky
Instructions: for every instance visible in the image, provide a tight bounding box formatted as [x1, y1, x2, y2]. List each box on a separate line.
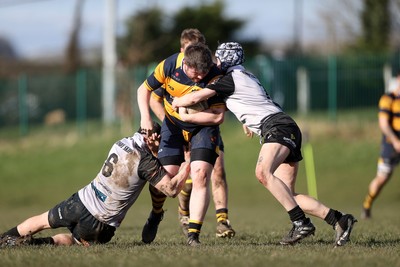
[0, 0, 328, 59]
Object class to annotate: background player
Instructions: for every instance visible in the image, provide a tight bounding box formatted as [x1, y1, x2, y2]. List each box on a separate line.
[362, 71, 400, 219]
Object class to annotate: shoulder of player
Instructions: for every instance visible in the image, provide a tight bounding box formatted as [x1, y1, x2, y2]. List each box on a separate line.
[160, 52, 182, 72]
[380, 93, 396, 103]
[205, 64, 223, 78]
[207, 71, 234, 89]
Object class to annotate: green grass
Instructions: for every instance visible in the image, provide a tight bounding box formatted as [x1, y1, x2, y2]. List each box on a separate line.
[1, 111, 400, 267]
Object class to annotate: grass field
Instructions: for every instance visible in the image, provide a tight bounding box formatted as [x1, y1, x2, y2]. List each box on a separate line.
[0, 110, 399, 267]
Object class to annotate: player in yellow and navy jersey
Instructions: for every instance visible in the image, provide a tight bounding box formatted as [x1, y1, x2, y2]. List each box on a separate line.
[142, 29, 234, 245]
[362, 71, 400, 219]
[147, 85, 235, 240]
[137, 42, 226, 246]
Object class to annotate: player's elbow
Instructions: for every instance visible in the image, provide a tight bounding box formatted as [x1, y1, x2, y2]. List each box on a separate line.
[214, 114, 224, 125]
[164, 187, 179, 198]
[169, 190, 180, 198]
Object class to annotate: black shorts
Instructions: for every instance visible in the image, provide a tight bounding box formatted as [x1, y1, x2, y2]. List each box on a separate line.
[48, 193, 116, 245]
[260, 112, 303, 163]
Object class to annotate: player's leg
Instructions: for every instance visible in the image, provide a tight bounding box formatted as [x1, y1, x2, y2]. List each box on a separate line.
[177, 178, 192, 235]
[141, 185, 167, 243]
[256, 114, 315, 245]
[362, 143, 398, 219]
[187, 159, 212, 246]
[211, 150, 235, 238]
[186, 126, 220, 246]
[362, 167, 392, 219]
[255, 143, 315, 245]
[177, 143, 192, 236]
[51, 233, 75, 245]
[1, 193, 82, 247]
[0, 211, 55, 247]
[142, 119, 185, 243]
[276, 163, 356, 246]
[275, 163, 330, 219]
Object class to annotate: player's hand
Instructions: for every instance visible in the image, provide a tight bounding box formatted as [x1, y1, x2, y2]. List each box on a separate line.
[146, 132, 161, 156]
[140, 119, 154, 135]
[242, 124, 253, 138]
[178, 107, 190, 121]
[172, 97, 181, 110]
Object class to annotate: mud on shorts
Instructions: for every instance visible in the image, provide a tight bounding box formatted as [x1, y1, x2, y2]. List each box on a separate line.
[158, 117, 221, 166]
[48, 193, 116, 245]
[260, 112, 303, 163]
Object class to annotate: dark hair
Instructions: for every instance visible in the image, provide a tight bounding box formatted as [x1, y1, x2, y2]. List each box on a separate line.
[184, 43, 214, 74]
[138, 121, 161, 136]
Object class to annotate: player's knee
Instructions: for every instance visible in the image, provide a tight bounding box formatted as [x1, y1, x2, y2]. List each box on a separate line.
[211, 167, 226, 183]
[255, 167, 270, 187]
[191, 169, 209, 187]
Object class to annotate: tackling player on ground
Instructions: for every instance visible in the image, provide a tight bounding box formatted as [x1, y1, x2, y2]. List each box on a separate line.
[0, 122, 190, 247]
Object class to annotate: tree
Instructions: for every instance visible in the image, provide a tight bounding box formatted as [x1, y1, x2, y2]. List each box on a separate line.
[64, 0, 84, 73]
[337, 0, 391, 54]
[358, 0, 390, 52]
[0, 37, 17, 60]
[169, 1, 245, 52]
[117, 0, 258, 66]
[117, 7, 172, 65]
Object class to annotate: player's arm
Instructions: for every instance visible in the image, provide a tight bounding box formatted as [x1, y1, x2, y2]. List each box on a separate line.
[150, 93, 165, 122]
[172, 88, 216, 109]
[154, 162, 190, 197]
[379, 114, 400, 152]
[179, 105, 225, 125]
[137, 82, 154, 131]
[242, 124, 254, 138]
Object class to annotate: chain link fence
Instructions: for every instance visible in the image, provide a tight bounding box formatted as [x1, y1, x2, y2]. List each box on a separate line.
[1, 53, 399, 135]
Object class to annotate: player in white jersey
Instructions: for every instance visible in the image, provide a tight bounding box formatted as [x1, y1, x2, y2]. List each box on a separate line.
[0, 122, 190, 247]
[172, 42, 357, 247]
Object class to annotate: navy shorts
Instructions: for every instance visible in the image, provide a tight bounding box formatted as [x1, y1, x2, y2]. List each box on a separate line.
[260, 112, 303, 163]
[158, 118, 220, 166]
[379, 136, 400, 166]
[48, 193, 116, 245]
[218, 136, 225, 152]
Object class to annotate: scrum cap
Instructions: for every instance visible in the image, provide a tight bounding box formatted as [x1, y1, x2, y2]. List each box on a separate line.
[215, 42, 245, 72]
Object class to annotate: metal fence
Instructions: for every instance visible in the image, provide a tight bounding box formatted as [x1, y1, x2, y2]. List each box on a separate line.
[1, 53, 399, 135]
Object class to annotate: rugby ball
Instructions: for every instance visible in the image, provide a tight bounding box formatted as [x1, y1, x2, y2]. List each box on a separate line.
[185, 101, 209, 114]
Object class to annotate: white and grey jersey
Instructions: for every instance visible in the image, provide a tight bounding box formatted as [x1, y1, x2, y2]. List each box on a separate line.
[207, 65, 282, 136]
[78, 133, 167, 227]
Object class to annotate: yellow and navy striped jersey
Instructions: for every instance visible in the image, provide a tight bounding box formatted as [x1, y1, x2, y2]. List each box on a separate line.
[379, 92, 400, 133]
[144, 52, 225, 132]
